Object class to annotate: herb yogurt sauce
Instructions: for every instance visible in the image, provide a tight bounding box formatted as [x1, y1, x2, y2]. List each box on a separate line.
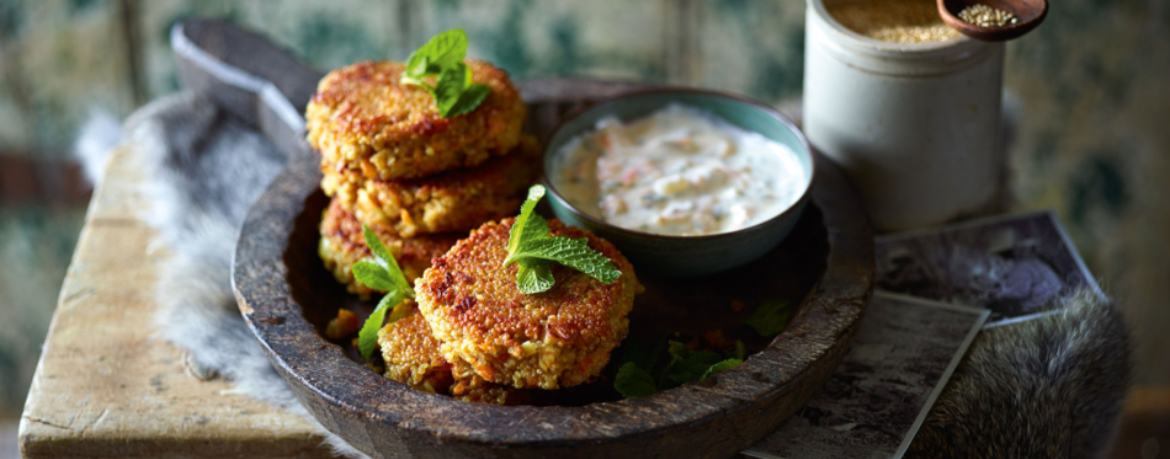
[556, 104, 807, 237]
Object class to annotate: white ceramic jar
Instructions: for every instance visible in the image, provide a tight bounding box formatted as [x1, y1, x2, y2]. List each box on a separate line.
[803, 0, 1005, 232]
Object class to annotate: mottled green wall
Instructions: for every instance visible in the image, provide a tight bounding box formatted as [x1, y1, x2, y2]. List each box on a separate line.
[1004, 0, 1170, 384]
[0, 207, 81, 416]
[0, 0, 1167, 417]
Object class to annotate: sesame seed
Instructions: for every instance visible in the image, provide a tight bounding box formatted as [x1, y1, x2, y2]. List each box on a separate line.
[958, 4, 1018, 28]
[828, 0, 961, 44]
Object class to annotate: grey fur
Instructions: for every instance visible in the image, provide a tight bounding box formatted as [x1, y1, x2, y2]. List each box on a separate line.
[89, 91, 369, 459]
[74, 108, 123, 184]
[907, 289, 1131, 458]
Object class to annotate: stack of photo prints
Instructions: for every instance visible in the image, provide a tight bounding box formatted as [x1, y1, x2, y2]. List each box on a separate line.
[742, 210, 1105, 459]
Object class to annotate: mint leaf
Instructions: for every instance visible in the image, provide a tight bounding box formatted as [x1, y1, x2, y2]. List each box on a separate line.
[358, 292, 399, 361]
[421, 29, 468, 70]
[614, 362, 658, 398]
[432, 64, 490, 118]
[444, 84, 491, 118]
[667, 340, 689, 360]
[361, 225, 411, 298]
[406, 55, 429, 79]
[663, 349, 725, 386]
[401, 29, 489, 118]
[732, 340, 746, 360]
[511, 237, 621, 284]
[362, 225, 394, 268]
[617, 336, 666, 372]
[402, 55, 432, 87]
[505, 185, 549, 261]
[404, 29, 467, 79]
[615, 338, 738, 397]
[659, 340, 726, 387]
[701, 359, 743, 380]
[503, 184, 622, 294]
[433, 64, 469, 115]
[516, 258, 555, 295]
[352, 260, 397, 292]
[744, 299, 792, 337]
[353, 225, 416, 361]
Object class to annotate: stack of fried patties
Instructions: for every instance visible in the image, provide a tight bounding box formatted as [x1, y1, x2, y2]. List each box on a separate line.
[308, 60, 538, 298]
[306, 60, 541, 403]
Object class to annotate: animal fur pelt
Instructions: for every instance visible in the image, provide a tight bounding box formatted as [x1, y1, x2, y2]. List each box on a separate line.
[78, 91, 370, 459]
[906, 289, 1131, 459]
[76, 91, 1129, 459]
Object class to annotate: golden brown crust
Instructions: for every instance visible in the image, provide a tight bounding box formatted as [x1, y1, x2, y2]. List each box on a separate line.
[306, 60, 526, 180]
[377, 303, 520, 405]
[318, 198, 459, 299]
[415, 219, 639, 390]
[321, 135, 543, 237]
[378, 301, 454, 394]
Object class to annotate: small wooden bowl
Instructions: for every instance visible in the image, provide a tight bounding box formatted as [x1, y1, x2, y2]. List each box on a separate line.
[938, 0, 1048, 42]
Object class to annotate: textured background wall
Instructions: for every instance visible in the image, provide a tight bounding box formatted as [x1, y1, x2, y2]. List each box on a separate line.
[0, 0, 1166, 421]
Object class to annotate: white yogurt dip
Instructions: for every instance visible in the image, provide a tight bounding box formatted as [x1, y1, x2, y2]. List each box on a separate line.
[556, 104, 807, 236]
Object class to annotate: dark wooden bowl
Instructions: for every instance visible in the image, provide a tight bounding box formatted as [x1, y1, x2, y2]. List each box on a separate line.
[178, 19, 875, 459]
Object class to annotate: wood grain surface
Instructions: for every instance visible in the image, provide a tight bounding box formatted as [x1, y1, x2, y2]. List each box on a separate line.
[15, 140, 1165, 459]
[18, 146, 334, 458]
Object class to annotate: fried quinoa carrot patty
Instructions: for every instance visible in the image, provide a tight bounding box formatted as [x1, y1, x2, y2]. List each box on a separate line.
[416, 219, 639, 390]
[377, 303, 521, 405]
[378, 301, 454, 394]
[306, 60, 526, 180]
[318, 198, 458, 299]
[321, 135, 542, 238]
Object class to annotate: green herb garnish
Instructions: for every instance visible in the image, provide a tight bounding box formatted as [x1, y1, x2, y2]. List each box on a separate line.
[743, 299, 792, 337]
[612, 298, 795, 397]
[613, 339, 743, 398]
[614, 362, 658, 398]
[353, 225, 416, 361]
[662, 341, 726, 386]
[701, 359, 743, 380]
[731, 339, 746, 360]
[401, 29, 490, 118]
[502, 185, 622, 294]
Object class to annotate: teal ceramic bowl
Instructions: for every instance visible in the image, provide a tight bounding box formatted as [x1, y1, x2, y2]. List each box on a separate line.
[543, 89, 816, 277]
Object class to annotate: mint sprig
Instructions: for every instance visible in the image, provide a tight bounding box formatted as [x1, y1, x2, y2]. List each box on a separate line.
[743, 299, 792, 337]
[502, 185, 621, 294]
[701, 359, 743, 380]
[353, 225, 416, 361]
[402, 29, 490, 118]
[612, 339, 742, 398]
[614, 362, 658, 398]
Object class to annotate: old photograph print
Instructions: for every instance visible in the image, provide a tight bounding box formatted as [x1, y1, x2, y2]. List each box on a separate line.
[743, 292, 988, 459]
[875, 210, 1103, 325]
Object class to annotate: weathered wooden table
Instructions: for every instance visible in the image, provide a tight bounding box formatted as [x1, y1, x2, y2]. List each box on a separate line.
[16, 138, 1168, 459]
[18, 145, 332, 458]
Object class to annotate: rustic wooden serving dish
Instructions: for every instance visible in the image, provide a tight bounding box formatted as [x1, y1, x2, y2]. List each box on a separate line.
[176, 19, 875, 459]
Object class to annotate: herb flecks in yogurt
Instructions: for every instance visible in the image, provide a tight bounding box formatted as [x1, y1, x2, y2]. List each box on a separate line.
[557, 104, 806, 237]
